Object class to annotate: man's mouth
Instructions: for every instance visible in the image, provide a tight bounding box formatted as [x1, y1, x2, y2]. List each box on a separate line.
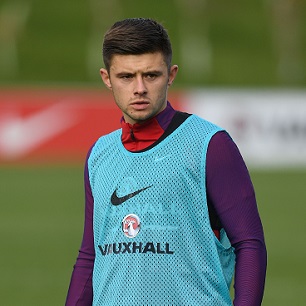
[131, 101, 150, 110]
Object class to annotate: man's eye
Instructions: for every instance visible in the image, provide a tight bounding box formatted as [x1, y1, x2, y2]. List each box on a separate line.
[146, 74, 157, 79]
[121, 75, 132, 79]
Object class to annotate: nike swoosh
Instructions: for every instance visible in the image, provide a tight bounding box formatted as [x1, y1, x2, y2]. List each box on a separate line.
[111, 185, 152, 206]
[0, 102, 78, 158]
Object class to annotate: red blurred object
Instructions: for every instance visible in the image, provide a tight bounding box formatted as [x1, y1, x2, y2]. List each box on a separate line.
[0, 88, 181, 164]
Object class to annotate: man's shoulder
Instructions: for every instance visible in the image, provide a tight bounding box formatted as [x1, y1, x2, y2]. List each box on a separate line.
[89, 128, 121, 156]
[177, 112, 223, 132]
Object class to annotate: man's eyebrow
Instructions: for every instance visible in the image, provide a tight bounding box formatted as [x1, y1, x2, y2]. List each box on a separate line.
[143, 70, 163, 75]
[115, 70, 163, 77]
[115, 71, 135, 77]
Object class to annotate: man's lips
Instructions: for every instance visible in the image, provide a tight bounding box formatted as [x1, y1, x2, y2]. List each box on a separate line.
[130, 101, 150, 110]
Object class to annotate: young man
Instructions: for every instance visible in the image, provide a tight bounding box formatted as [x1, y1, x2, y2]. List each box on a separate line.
[66, 18, 267, 305]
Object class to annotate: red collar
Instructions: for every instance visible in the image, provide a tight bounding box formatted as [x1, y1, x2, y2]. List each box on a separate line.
[121, 102, 176, 151]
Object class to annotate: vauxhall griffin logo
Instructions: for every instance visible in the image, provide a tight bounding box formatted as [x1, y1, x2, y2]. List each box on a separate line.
[111, 185, 152, 205]
[122, 214, 141, 238]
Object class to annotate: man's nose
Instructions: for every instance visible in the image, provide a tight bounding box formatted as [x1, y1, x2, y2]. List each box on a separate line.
[134, 77, 147, 95]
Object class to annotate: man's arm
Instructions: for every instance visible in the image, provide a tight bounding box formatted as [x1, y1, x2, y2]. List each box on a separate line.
[66, 156, 95, 306]
[206, 131, 267, 306]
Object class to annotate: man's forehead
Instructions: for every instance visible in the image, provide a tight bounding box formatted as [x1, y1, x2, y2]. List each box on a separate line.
[109, 52, 167, 72]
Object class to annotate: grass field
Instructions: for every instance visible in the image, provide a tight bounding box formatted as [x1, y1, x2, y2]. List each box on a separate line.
[1, 165, 306, 305]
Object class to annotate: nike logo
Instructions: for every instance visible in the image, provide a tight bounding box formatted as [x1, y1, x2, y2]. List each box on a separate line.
[111, 185, 152, 206]
[0, 102, 78, 159]
[154, 155, 171, 162]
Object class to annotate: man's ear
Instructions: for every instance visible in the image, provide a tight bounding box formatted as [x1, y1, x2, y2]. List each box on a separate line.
[168, 65, 179, 86]
[100, 68, 112, 90]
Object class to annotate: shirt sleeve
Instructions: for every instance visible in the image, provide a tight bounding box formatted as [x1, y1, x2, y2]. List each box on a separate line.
[206, 131, 267, 306]
[65, 151, 95, 306]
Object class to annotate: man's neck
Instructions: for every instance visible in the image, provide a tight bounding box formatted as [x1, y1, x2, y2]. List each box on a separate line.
[121, 102, 176, 151]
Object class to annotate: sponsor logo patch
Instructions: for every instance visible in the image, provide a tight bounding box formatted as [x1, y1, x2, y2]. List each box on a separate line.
[122, 214, 141, 238]
[98, 242, 174, 256]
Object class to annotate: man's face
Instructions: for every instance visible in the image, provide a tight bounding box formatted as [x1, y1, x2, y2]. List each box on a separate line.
[100, 52, 178, 125]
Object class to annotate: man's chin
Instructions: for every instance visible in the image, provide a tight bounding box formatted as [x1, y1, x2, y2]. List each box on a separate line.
[126, 112, 154, 124]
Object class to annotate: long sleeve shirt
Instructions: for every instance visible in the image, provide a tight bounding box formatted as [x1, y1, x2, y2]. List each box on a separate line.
[66, 102, 267, 306]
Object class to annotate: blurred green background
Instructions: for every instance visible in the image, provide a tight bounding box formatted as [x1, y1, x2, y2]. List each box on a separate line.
[0, 0, 306, 87]
[1, 0, 306, 305]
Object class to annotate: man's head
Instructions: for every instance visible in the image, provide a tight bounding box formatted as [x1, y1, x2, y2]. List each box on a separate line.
[100, 18, 178, 125]
[103, 18, 173, 72]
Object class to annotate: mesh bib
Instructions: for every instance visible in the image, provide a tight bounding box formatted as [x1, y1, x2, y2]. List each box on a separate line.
[88, 115, 235, 305]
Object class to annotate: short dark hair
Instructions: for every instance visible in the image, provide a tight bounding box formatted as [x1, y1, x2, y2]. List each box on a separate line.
[103, 18, 173, 72]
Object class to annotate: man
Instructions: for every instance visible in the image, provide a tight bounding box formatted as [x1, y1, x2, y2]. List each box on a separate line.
[66, 18, 267, 305]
